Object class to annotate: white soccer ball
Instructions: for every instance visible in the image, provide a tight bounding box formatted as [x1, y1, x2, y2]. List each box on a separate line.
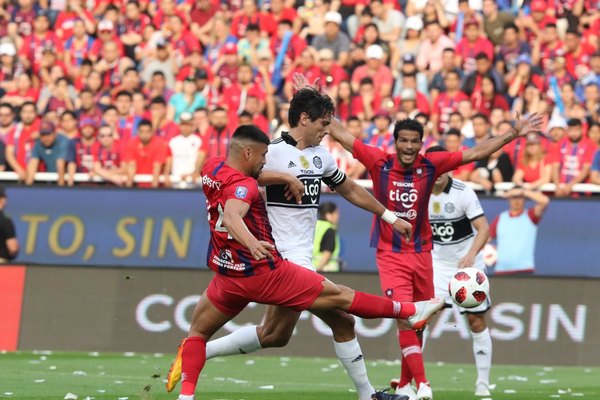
[448, 267, 490, 308]
[482, 243, 497, 268]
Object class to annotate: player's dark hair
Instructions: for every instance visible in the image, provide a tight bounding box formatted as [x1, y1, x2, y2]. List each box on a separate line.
[445, 128, 462, 138]
[318, 202, 338, 220]
[393, 118, 424, 141]
[288, 87, 335, 128]
[115, 90, 132, 99]
[20, 101, 36, 111]
[232, 124, 270, 146]
[150, 96, 166, 106]
[425, 145, 447, 154]
[137, 119, 152, 129]
[567, 118, 582, 127]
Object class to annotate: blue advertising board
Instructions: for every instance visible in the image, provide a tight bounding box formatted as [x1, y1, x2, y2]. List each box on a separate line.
[4, 187, 600, 276]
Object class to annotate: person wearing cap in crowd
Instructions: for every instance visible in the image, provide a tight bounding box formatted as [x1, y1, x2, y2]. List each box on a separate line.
[26, 119, 69, 186]
[316, 48, 348, 94]
[0, 42, 18, 97]
[552, 118, 597, 197]
[507, 54, 544, 98]
[93, 124, 124, 186]
[455, 18, 494, 75]
[489, 185, 550, 275]
[515, 0, 557, 43]
[416, 20, 455, 77]
[66, 117, 99, 185]
[168, 75, 207, 123]
[213, 41, 240, 90]
[5, 101, 40, 181]
[123, 118, 168, 188]
[512, 132, 552, 189]
[395, 88, 421, 119]
[351, 44, 393, 98]
[482, 0, 515, 47]
[18, 9, 62, 72]
[393, 15, 423, 68]
[369, 0, 404, 44]
[311, 11, 351, 67]
[89, 19, 124, 62]
[164, 111, 206, 188]
[142, 40, 176, 90]
[0, 186, 19, 263]
[192, 68, 219, 110]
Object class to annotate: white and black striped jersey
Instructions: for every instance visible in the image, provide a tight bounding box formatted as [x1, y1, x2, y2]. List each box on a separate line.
[264, 132, 346, 261]
[429, 178, 485, 264]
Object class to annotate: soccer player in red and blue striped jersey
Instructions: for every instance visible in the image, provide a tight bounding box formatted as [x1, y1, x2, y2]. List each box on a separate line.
[329, 112, 543, 399]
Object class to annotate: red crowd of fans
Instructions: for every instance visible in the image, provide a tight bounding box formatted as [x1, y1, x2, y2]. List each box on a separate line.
[0, 0, 599, 194]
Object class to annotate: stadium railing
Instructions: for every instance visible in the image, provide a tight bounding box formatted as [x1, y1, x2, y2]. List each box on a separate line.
[1, 172, 599, 194]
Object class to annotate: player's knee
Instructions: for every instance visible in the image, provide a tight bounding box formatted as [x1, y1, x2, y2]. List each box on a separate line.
[325, 309, 356, 333]
[468, 314, 487, 333]
[257, 325, 293, 348]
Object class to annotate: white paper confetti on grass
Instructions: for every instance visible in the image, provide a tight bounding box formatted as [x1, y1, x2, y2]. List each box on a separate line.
[118, 397, 129, 399]
[549, 395, 560, 398]
[29, 360, 41, 364]
[321, 368, 330, 372]
[64, 393, 78, 400]
[153, 353, 163, 357]
[113, 380, 123, 384]
[34, 350, 53, 355]
[279, 357, 290, 362]
[504, 389, 517, 394]
[436, 361, 445, 366]
[541, 379, 558, 384]
[259, 385, 274, 389]
[49, 365, 57, 370]
[73, 371, 87, 376]
[4, 392, 14, 396]
[508, 375, 528, 381]
[571, 393, 584, 396]
[584, 369, 592, 373]
[40, 356, 47, 361]
[83, 397, 95, 400]
[245, 360, 255, 365]
[558, 389, 572, 394]
[214, 377, 226, 381]
[34, 379, 45, 383]
[96, 390, 106, 393]
[544, 367, 554, 371]
[88, 352, 99, 357]
[489, 384, 497, 390]
[329, 363, 339, 369]
[280, 362, 288, 367]
[123, 352, 135, 357]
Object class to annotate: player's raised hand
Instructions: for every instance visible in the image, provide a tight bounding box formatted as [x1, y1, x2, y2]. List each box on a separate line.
[249, 240, 275, 260]
[284, 177, 305, 204]
[292, 72, 322, 92]
[513, 112, 544, 138]
[392, 218, 413, 242]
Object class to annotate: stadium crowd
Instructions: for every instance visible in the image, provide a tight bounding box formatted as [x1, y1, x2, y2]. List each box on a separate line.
[0, 0, 599, 194]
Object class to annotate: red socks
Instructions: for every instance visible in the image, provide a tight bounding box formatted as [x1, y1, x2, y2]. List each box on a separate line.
[348, 291, 416, 319]
[181, 336, 207, 396]
[398, 330, 427, 386]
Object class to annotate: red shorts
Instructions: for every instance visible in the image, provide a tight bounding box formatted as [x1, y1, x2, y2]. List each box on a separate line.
[206, 259, 326, 316]
[376, 249, 433, 302]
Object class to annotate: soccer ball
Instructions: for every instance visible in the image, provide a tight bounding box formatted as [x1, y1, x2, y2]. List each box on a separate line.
[448, 268, 490, 308]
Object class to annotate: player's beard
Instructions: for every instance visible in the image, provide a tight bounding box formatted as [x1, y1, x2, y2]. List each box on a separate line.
[252, 165, 264, 179]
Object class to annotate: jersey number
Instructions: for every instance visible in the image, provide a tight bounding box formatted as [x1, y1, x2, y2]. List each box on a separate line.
[215, 204, 233, 239]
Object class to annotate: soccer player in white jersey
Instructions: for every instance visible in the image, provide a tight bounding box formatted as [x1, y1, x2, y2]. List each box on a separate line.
[168, 87, 413, 400]
[427, 145, 492, 398]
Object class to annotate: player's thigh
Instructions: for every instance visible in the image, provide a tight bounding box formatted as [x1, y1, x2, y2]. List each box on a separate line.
[433, 260, 456, 301]
[257, 305, 301, 347]
[308, 278, 354, 311]
[189, 290, 237, 340]
[412, 252, 434, 301]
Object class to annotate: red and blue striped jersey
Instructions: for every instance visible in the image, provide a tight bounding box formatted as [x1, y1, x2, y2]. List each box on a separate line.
[202, 157, 282, 277]
[353, 140, 463, 253]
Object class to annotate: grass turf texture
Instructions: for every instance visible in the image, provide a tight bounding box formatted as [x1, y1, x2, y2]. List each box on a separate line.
[0, 351, 598, 399]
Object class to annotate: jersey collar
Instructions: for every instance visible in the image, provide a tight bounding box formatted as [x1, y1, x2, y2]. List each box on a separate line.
[281, 131, 298, 147]
[443, 177, 453, 194]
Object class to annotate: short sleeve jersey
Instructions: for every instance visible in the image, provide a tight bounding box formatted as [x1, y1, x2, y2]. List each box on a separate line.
[202, 157, 282, 277]
[429, 178, 485, 264]
[264, 132, 346, 258]
[353, 140, 463, 253]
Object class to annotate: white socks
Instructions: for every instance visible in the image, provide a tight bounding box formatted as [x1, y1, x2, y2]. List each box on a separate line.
[334, 338, 375, 400]
[178, 395, 194, 400]
[205, 325, 262, 360]
[472, 328, 492, 385]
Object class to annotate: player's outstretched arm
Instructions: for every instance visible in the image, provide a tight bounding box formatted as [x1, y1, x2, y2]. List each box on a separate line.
[328, 118, 357, 154]
[222, 198, 275, 261]
[462, 112, 544, 165]
[524, 188, 550, 218]
[258, 171, 305, 204]
[335, 178, 412, 241]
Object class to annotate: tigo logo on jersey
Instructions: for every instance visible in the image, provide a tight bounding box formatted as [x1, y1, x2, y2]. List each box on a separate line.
[235, 186, 248, 199]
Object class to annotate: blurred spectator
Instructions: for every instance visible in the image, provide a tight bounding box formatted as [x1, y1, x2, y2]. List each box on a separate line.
[123, 119, 167, 188]
[369, 0, 404, 44]
[6, 101, 39, 180]
[444, 128, 474, 180]
[142, 41, 176, 90]
[496, 23, 531, 75]
[237, 23, 270, 64]
[416, 21, 455, 77]
[283, 47, 319, 100]
[335, 80, 364, 122]
[470, 74, 510, 117]
[149, 96, 180, 140]
[54, 0, 95, 41]
[588, 122, 600, 147]
[394, 16, 423, 63]
[364, 108, 394, 153]
[93, 124, 124, 186]
[19, 10, 62, 73]
[415, 112, 439, 152]
[204, 106, 233, 158]
[469, 148, 514, 193]
[311, 11, 350, 67]
[0, 103, 15, 143]
[0, 42, 19, 97]
[464, 113, 491, 148]
[455, 19, 494, 75]
[429, 47, 462, 100]
[168, 76, 206, 122]
[165, 112, 206, 188]
[230, 0, 268, 39]
[66, 118, 99, 186]
[317, 48, 348, 97]
[312, 201, 341, 272]
[462, 52, 504, 97]
[351, 44, 393, 98]
[58, 111, 79, 140]
[507, 54, 544, 99]
[0, 187, 19, 262]
[431, 70, 469, 134]
[26, 119, 69, 186]
[489, 186, 550, 275]
[592, 147, 600, 185]
[552, 118, 597, 197]
[512, 133, 552, 190]
[481, 0, 514, 46]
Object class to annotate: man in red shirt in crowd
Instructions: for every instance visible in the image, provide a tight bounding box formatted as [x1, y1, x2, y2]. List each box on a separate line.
[19, 10, 63, 72]
[455, 19, 494, 75]
[270, 19, 307, 67]
[221, 62, 266, 125]
[6, 101, 39, 180]
[166, 14, 201, 62]
[0, 103, 15, 143]
[431, 70, 469, 135]
[351, 44, 394, 98]
[552, 118, 597, 197]
[149, 96, 180, 141]
[203, 106, 234, 159]
[329, 111, 543, 400]
[230, 0, 269, 38]
[317, 48, 348, 93]
[124, 119, 168, 188]
[114, 90, 136, 142]
[89, 19, 124, 62]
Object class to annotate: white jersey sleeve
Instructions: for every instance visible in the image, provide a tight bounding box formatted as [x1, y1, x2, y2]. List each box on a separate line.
[463, 184, 485, 221]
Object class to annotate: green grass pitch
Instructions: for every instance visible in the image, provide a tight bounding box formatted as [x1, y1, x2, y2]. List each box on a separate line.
[0, 351, 598, 399]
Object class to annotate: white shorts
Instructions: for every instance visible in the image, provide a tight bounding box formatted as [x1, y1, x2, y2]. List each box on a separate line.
[281, 250, 315, 271]
[433, 259, 491, 314]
